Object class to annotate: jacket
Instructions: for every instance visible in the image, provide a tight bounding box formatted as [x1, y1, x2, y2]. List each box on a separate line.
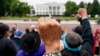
[78, 18, 94, 56]
[0, 35, 17, 56]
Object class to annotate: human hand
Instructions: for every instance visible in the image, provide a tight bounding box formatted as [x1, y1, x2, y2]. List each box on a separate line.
[38, 17, 62, 53]
[75, 14, 82, 19]
[75, 8, 87, 19]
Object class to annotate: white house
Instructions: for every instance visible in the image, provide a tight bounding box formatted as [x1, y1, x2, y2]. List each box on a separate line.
[35, 2, 66, 16]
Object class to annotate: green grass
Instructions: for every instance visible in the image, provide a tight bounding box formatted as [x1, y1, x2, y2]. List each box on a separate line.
[0, 16, 99, 20]
[0, 16, 39, 20]
[52, 16, 99, 20]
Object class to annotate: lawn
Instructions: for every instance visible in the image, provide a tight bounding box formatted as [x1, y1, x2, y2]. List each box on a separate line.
[0, 16, 39, 20]
[0, 16, 99, 20]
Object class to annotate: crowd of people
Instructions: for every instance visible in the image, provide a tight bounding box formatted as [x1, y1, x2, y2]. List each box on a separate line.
[0, 8, 100, 56]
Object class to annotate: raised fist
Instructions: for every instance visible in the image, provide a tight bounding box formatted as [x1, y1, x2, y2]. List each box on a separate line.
[75, 14, 82, 19]
[38, 17, 62, 53]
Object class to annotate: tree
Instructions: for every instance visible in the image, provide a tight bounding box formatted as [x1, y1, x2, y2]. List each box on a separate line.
[87, 3, 92, 14]
[0, 0, 30, 16]
[12, 2, 30, 17]
[64, 1, 79, 16]
[90, 0, 99, 17]
[79, 2, 85, 8]
[99, 5, 100, 15]
[0, 0, 5, 16]
[0, 0, 18, 16]
[10, 0, 19, 15]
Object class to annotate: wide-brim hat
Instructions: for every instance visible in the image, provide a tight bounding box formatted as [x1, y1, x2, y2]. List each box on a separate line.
[21, 32, 41, 52]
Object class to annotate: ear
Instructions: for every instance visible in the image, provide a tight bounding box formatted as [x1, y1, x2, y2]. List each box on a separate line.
[5, 30, 11, 37]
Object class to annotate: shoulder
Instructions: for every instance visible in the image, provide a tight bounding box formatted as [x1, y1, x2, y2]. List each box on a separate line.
[5, 38, 15, 44]
[1, 37, 13, 43]
[16, 50, 24, 56]
[34, 42, 45, 55]
[80, 47, 92, 56]
[80, 50, 90, 56]
[3, 38, 17, 49]
[38, 42, 45, 52]
[0, 37, 17, 47]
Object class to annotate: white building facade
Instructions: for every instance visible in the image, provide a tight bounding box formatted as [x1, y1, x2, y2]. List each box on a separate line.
[35, 2, 66, 16]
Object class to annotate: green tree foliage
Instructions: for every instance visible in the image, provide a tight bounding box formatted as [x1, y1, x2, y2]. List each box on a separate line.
[90, 0, 99, 17]
[64, 0, 100, 17]
[0, 0, 5, 16]
[79, 2, 85, 8]
[12, 2, 30, 17]
[0, 0, 30, 16]
[98, 4, 100, 15]
[0, 0, 11, 16]
[64, 1, 79, 16]
[87, 3, 92, 14]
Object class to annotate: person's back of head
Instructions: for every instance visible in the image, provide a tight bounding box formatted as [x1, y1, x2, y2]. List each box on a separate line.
[11, 24, 17, 35]
[61, 32, 90, 56]
[25, 28, 30, 33]
[0, 23, 9, 36]
[56, 19, 61, 23]
[72, 26, 82, 36]
[12, 24, 17, 29]
[21, 32, 41, 53]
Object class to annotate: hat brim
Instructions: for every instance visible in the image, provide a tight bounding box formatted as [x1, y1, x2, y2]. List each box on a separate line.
[21, 32, 41, 53]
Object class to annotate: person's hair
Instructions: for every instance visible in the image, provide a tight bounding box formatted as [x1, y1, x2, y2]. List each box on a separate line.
[66, 33, 83, 48]
[21, 32, 41, 53]
[56, 19, 61, 23]
[0, 23, 9, 35]
[25, 28, 30, 33]
[61, 33, 90, 56]
[73, 26, 82, 36]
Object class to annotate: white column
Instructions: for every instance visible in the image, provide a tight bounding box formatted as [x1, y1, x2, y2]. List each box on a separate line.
[49, 7, 51, 17]
[51, 7, 53, 15]
[55, 7, 57, 15]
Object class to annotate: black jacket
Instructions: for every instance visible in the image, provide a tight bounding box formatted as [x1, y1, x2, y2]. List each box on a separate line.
[80, 18, 94, 56]
[0, 36, 17, 56]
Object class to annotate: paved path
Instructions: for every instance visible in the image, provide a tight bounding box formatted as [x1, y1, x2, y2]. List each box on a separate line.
[0, 20, 100, 34]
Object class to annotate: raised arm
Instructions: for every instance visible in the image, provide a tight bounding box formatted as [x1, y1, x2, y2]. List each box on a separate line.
[76, 8, 94, 56]
[38, 17, 62, 53]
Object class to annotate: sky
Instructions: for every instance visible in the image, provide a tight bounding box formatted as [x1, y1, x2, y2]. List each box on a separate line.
[19, 0, 100, 6]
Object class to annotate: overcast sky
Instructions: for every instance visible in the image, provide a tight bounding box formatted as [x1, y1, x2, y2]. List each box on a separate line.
[19, 0, 100, 6]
